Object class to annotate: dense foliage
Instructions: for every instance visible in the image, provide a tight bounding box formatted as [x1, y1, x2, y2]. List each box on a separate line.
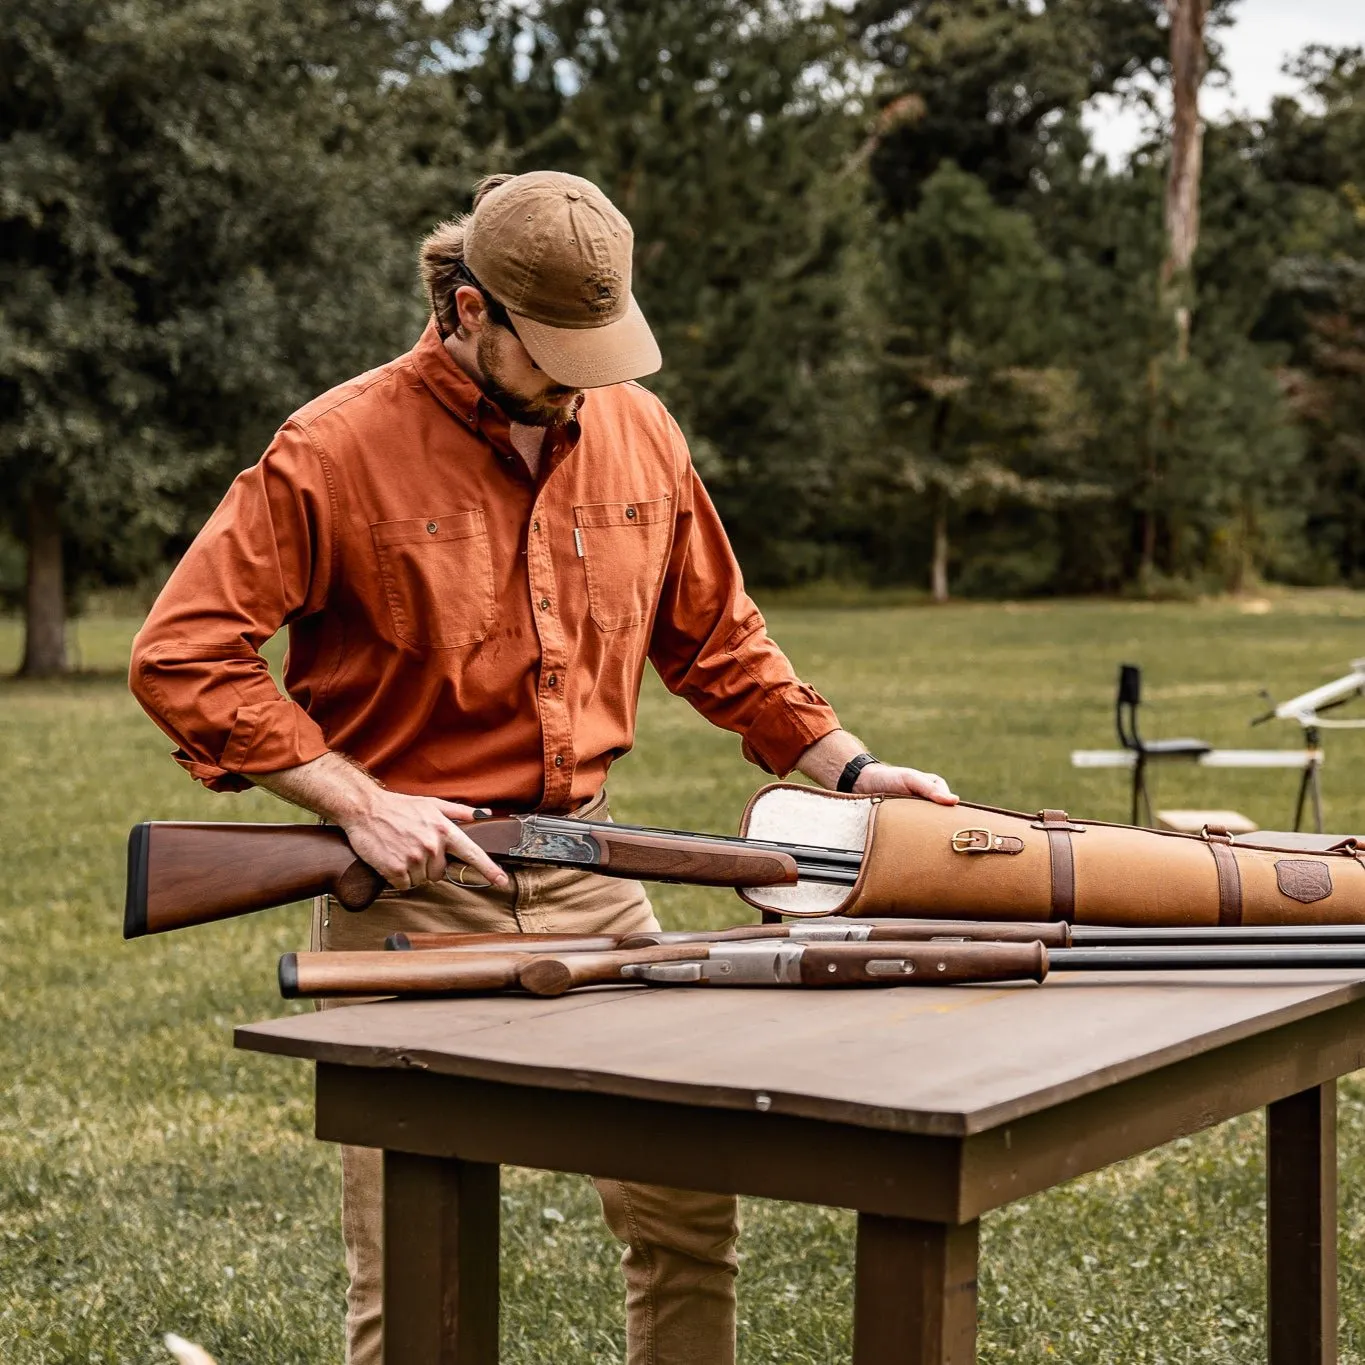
[3, 0, 1363, 663]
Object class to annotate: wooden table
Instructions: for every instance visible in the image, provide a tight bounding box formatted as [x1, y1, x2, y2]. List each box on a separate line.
[236, 969, 1365, 1364]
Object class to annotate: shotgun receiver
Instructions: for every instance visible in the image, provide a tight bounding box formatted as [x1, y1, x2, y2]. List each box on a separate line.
[124, 814, 855, 938]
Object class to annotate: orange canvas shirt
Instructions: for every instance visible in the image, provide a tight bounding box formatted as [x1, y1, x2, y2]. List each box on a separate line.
[129, 319, 841, 811]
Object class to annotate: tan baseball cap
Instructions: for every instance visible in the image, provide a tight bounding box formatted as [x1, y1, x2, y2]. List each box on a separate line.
[464, 171, 661, 389]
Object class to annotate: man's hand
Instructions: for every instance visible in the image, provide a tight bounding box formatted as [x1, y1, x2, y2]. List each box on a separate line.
[339, 789, 509, 892]
[795, 729, 958, 806]
[252, 751, 510, 890]
[851, 762, 957, 805]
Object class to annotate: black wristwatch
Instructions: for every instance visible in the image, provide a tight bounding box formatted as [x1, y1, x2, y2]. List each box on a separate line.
[837, 752, 880, 793]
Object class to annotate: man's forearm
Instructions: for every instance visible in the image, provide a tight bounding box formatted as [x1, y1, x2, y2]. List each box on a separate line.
[251, 751, 384, 824]
[252, 752, 508, 889]
[794, 730, 871, 789]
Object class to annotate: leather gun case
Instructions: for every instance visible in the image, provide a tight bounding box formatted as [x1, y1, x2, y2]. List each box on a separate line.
[737, 783, 1365, 927]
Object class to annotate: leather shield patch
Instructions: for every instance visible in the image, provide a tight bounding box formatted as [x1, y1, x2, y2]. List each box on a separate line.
[1276, 860, 1332, 904]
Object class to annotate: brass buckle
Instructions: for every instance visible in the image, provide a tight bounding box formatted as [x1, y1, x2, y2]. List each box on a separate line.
[951, 828, 993, 854]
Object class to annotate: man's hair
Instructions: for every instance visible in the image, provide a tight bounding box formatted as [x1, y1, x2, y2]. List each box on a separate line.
[418, 173, 515, 334]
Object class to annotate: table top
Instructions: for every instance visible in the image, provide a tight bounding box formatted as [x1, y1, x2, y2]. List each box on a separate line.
[237, 968, 1365, 1139]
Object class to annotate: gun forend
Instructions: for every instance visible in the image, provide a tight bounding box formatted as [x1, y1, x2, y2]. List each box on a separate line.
[125, 822, 385, 939]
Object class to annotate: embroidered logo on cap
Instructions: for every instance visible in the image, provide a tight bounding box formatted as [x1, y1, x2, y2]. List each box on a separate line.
[582, 268, 622, 316]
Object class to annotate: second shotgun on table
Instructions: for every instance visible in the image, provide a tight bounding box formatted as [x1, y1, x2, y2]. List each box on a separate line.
[386, 918, 1365, 954]
[385, 919, 1075, 952]
[124, 816, 864, 938]
[279, 938, 1365, 1001]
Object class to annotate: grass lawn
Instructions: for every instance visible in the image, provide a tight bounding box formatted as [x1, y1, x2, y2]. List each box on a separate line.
[4, 589, 1365, 1363]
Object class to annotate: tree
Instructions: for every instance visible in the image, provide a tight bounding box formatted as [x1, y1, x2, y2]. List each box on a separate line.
[868, 163, 1100, 600]
[1, 0, 443, 674]
[847, 0, 1172, 215]
[1253, 48, 1365, 582]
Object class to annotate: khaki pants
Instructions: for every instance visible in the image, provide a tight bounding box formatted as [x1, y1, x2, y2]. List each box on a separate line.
[312, 791, 740, 1365]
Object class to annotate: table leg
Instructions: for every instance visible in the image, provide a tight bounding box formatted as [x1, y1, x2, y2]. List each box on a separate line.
[1267, 1081, 1337, 1365]
[382, 1151, 500, 1365]
[853, 1215, 978, 1364]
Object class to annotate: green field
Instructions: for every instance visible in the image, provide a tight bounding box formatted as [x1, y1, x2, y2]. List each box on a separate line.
[4, 591, 1365, 1363]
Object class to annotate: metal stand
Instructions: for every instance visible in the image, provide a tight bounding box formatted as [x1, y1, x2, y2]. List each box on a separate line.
[1292, 726, 1326, 834]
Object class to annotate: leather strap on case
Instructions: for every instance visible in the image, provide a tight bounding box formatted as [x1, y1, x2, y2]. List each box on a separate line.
[1330, 837, 1365, 865]
[1032, 809, 1084, 923]
[1203, 826, 1243, 926]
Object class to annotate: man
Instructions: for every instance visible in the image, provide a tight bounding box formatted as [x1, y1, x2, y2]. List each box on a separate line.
[130, 170, 957, 1365]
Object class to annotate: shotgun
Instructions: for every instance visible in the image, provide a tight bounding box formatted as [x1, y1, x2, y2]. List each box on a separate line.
[124, 815, 861, 938]
[279, 939, 1051, 999]
[386, 919, 1365, 954]
[279, 937, 1365, 1001]
[386, 919, 1074, 952]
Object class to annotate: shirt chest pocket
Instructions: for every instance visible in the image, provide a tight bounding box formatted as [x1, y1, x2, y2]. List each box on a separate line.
[573, 496, 673, 631]
[370, 509, 494, 649]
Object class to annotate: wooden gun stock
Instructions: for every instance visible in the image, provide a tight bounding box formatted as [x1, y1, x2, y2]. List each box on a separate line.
[125, 822, 385, 939]
[280, 950, 530, 998]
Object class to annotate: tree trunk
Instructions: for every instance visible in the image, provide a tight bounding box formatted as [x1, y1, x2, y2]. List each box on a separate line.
[1139, 356, 1162, 582]
[19, 485, 68, 678]
[1141, 0, 1207, 587]
[930, 493, 950, 603]
[1162, 0, 1207, 362]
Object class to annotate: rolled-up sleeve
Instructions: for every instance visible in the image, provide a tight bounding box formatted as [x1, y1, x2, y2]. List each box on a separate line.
[648, 442, 841, 777]
[128, 422, 334, 791]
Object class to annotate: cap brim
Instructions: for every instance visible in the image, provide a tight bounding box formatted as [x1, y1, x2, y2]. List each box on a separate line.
[509, 293, 661, 389]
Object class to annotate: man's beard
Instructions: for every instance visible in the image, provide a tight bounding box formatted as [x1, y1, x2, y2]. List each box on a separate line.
[477, 330, 580, 427]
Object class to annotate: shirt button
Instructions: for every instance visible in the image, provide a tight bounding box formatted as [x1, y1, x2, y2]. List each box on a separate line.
[547, 674, 558, 687]
[625, 507, 637, 520]
[426, 521, 438, 533]
[539, 598, 551, 610]
[554, 754, 564, 767]
[532, 519, 540, 532]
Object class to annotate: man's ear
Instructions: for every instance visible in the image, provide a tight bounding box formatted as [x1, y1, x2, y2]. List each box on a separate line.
[453, 284, 487, 336]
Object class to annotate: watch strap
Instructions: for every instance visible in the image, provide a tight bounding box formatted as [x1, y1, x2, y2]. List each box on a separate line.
[837, 752, 880, 793]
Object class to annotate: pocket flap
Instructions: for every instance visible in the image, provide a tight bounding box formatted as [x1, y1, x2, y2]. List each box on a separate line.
[371, 509, 486, 547]
[573, 496, 671, 529]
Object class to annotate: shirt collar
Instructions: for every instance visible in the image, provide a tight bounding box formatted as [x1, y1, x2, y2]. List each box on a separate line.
[410, 316, 488, 432]
[409, 315, 586, 472]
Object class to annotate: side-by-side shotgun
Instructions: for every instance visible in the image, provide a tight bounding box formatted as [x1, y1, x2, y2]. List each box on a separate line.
[123, 816, 863, 938]
[388, 919, 1365, 953]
